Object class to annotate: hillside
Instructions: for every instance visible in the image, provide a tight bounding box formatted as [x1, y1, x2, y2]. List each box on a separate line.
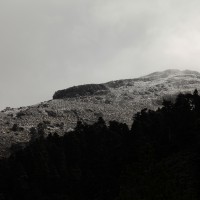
[1, 91, 200, 200]
[1, 69, 200, 157]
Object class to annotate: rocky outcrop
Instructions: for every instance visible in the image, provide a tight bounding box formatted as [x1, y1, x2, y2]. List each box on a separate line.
[53, 84, 109, 99]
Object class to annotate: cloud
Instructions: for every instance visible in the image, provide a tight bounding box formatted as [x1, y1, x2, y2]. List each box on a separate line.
[1, 0, 200, 109]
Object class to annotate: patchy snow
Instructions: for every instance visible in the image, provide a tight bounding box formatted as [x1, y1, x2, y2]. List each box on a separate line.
[1, 69, 200, 158]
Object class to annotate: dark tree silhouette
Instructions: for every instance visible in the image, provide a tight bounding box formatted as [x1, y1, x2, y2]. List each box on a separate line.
[0, 90, 200, 200]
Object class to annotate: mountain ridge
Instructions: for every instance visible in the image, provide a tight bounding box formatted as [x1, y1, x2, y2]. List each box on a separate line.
[53, 69, 200, 99]
[1, 69, 200, 158]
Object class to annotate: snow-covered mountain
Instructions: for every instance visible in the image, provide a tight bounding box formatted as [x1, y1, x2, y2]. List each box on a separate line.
[1, 69, 200, 157]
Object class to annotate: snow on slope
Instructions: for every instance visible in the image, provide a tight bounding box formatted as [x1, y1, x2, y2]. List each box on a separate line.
[0, 69, 200, 158]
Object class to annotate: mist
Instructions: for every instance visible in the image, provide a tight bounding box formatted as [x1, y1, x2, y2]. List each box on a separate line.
[1, 0, 200, 109]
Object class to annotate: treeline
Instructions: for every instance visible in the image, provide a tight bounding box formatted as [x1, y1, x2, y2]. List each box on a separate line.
[1, 90, 200, 199]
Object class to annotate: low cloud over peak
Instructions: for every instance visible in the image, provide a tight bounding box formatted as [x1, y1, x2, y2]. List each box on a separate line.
[1, 0, 200, 109]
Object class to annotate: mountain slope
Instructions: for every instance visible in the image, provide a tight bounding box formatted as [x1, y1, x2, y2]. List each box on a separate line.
[1, 69, 200, 157]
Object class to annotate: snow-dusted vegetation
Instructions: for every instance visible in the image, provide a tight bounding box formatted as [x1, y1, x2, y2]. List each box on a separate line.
[0, 69, 200, 157]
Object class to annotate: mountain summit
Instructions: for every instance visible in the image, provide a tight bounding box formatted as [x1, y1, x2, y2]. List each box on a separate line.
[1, 69, 200, 157]
[53, 69, 200, 100]
[143, 69, 200, 78]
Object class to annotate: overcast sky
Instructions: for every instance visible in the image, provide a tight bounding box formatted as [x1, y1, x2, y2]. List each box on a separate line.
[1, 0, 200, 109]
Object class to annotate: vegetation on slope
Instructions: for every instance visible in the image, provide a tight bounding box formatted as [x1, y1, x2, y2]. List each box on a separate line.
[53, 84, 109, 99]
[0, 90, 200, 199]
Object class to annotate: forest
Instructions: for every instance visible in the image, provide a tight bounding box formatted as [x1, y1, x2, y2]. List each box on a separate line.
[0, 90, 200, 200]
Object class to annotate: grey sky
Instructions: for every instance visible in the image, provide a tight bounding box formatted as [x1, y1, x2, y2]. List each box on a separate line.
[1, 0, 200, 109]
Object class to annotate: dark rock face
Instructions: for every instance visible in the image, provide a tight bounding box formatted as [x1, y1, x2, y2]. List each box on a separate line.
[53, 84, 109, 99]
[45, 110, 57, 117]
